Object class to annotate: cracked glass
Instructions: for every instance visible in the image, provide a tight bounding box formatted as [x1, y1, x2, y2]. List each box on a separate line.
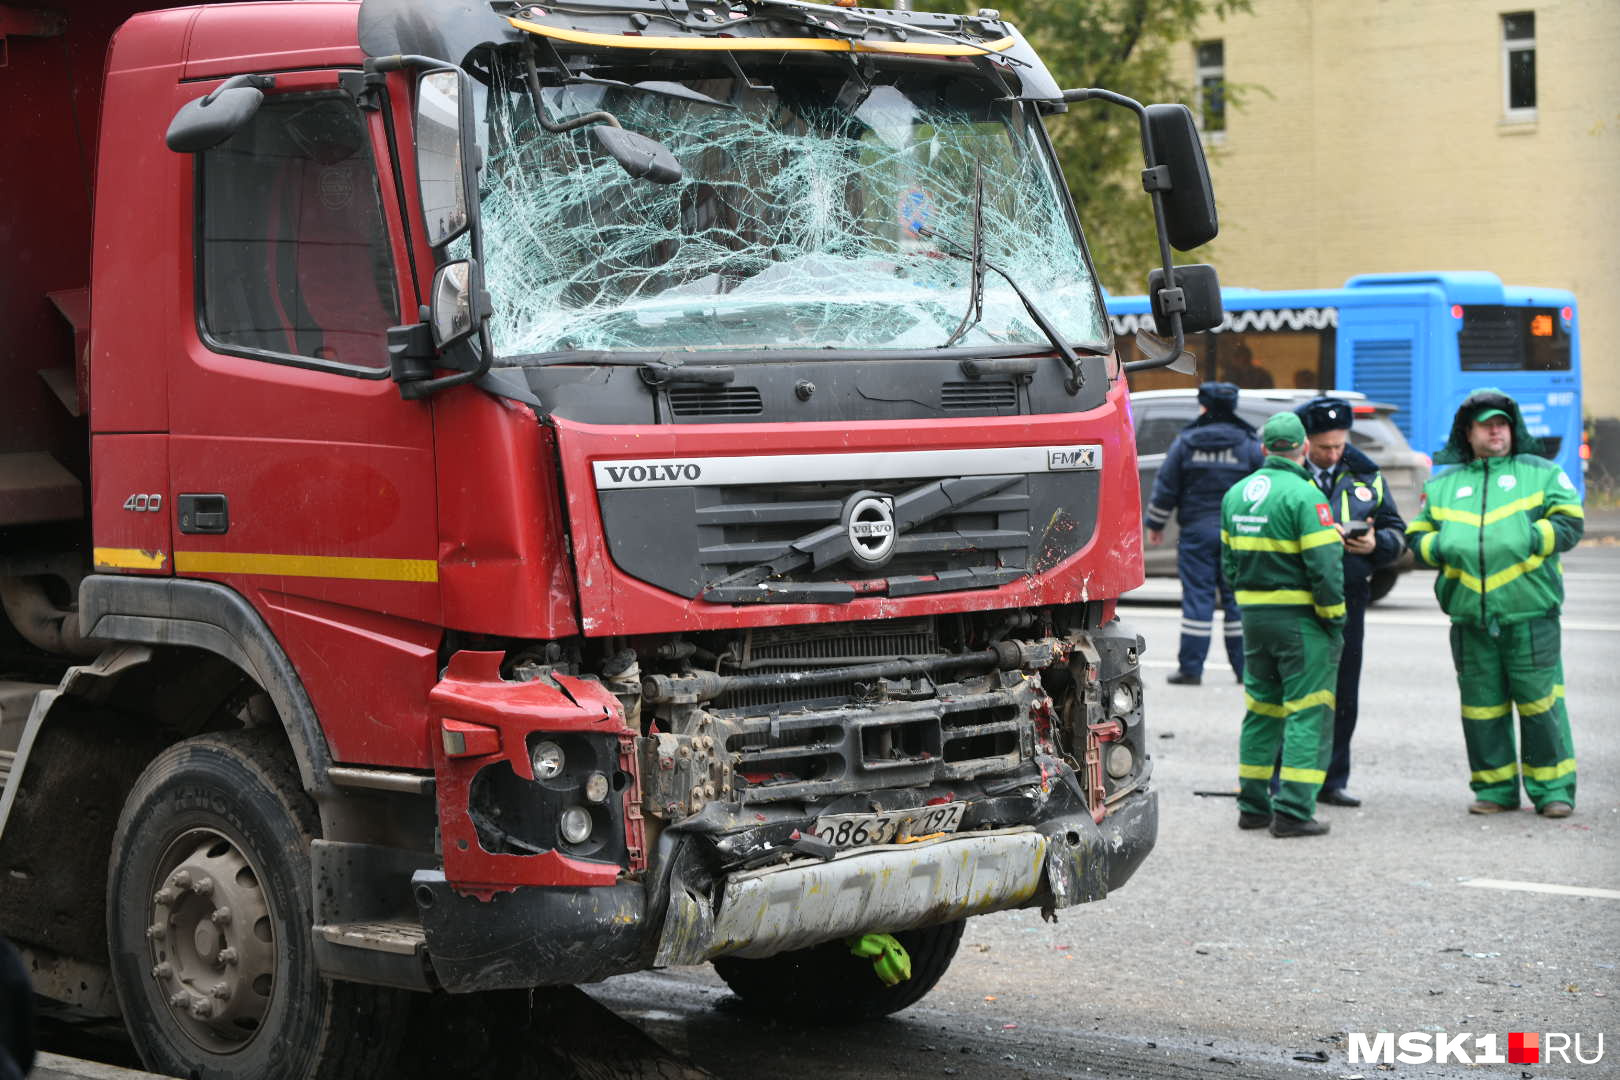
[468, 55, 1105, 357]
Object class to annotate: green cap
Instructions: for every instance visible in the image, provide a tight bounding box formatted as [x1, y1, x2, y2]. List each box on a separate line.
[1260, 411, 1306, 452]
[1473, 406, 1510, 424]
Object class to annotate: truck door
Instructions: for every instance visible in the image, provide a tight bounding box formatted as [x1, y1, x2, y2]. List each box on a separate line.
[168, 71, 441, 768]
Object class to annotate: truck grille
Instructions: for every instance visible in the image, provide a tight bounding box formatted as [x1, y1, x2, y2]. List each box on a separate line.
[941, 380, 1018, 411]
[669, 385, 764, 417]
[720, 618, 939, 711]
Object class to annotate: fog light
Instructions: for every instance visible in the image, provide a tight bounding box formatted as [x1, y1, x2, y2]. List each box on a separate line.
[530, 740, 565, 780]
[584, 772, 610, 803]
[1110, 682, 1137, 716]
[559, 806, 592, 845]
[1105, 742, 1134, 779]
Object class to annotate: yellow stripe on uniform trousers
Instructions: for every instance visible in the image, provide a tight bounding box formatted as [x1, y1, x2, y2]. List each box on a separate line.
[1461, 701, 1512, 720]
[1516, 685, 1565, 716]
[1524, 758, 1576, 781]
[1238, 763, 1276, 780]
[1279, 766, 1326, 784]
[1471, 761, 1520, 784]
[1235, 589, 1313, 605]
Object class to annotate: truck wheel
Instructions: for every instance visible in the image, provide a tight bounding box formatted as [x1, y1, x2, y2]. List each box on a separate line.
[1368, 568, 1398, 604]
[106, 731, 408, 1080]
[712, 919, 965, 1023]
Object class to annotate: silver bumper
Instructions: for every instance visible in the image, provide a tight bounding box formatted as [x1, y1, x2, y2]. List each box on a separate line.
[657, 827, 1048, 966]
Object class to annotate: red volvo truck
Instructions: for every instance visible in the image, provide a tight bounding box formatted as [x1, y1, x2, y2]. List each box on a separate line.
[0, 1, 1222, 1076]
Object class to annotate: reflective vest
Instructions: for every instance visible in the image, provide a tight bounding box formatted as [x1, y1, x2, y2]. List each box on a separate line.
[1220, 456, 1346, 622]
[1405, 454, 1584, 626]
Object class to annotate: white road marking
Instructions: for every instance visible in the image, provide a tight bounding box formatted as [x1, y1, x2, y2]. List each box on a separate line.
[1118, 605, 1620, 634]
[1459, 878, 1620, 900]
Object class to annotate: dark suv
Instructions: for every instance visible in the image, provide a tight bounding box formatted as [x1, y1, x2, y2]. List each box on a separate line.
[1132, 389, 1429, 601]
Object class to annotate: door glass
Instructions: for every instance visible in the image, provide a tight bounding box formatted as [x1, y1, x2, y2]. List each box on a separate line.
[199, 91, 399, 369]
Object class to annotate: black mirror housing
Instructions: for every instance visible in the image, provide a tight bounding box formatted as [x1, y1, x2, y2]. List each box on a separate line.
[591, 125, 683, 185]
[166, 85, 265, 153]
[1148, 263, 1222, 335]
[1145, 104, 1218, 251]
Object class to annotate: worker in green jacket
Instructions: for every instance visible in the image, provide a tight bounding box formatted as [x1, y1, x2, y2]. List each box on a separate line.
[1406, 389, 1583, 817]
[1221, 412, 1345, 837]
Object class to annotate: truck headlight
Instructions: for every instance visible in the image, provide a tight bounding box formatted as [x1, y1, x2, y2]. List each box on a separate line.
[1105, 742, 1134, 779]
[559, 806, 593, 845]
[531, 740, 565, 780]
[1110, 682, 1137, 717]
[584, 772, 610, 803]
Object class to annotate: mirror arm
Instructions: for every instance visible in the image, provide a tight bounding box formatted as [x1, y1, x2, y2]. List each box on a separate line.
[400, 231, 495, 401]
[201, 73, 275, 107]
[1062, 87, 1189, 372]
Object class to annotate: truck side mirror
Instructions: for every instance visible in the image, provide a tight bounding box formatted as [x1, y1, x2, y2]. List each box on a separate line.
[416, 68, 477, 248]
[1147, 264, 1222, 335]
[430, 259, 484, 349]
[166, 75, 274, 153]
[1144, 104, 1218, 251]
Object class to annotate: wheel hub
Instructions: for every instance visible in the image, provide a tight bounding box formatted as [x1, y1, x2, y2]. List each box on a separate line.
[145, 829, 277, 1052]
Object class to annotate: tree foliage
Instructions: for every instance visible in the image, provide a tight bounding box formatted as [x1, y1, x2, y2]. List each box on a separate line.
[977, 0, 1251, 292]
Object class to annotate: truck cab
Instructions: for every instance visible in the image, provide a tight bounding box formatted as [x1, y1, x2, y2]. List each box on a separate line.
[0, 2, 1218, 1076]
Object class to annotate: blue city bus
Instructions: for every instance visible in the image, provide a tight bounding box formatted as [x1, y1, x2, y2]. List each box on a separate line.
[1107, 271, 1583, 492]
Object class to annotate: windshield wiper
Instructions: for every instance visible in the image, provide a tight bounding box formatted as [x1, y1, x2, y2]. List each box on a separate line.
[922, 220, 1087, 395]
[942, 166, 986, 350]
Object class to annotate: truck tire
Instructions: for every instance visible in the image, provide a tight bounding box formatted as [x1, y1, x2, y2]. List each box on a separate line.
[105, 731, 409, 1080]
[712, 919, 965, 1023]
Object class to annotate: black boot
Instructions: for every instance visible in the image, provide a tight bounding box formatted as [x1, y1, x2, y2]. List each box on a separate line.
[1166, 671, 1202, 686]
[1238, 811, 1271, 830]
[1270, 814, 1330, 838]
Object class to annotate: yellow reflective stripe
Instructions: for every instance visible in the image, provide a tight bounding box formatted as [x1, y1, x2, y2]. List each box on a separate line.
[1545, 503, 1584, 519]
[1524, 757, 1576, 782]
[1517, 685, 1565, 716]
[1278, 766, 1326, 785]
[1482, 492, 1544, 526]
[1284, 689, 1336, 712]
[1484, 553, 1544, 591]
[1471, 762, 1520, 784]
[173, 551, 438, 583]
[509, 16, 1018, 56]
[93, 547, 168, 570]
[1441, 564, 1482, 591]
[1431, 507, 1481, 526]
[1461, 701, 1512, 720]
[1536, 518, 1555, 557]
[1220, 529, 1231, 545]
[1244, 694, 1286, 718]
[1314, 603, 1347, 619]
[1235, 589, 1313, 605]
[1406, 520, 1436, 534]
[1227, 535, 1300, 552]
[1300, 529, 1342, 550]
[1418, 532, 1439, 566]
[1238, 763, 1276, 779]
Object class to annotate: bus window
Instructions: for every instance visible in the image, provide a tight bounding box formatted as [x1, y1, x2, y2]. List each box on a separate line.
[1212, 329, 1334, 390]
[1459, 305, 1571, 371]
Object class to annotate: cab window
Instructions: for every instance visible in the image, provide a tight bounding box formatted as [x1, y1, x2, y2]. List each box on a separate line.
[198, 92, 398, 371]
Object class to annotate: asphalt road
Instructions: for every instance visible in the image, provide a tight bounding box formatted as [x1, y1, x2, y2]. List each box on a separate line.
[37, 544, 1620, 1079]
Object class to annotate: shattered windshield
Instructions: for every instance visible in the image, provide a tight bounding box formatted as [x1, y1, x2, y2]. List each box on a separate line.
[471, 54, 1105, 356]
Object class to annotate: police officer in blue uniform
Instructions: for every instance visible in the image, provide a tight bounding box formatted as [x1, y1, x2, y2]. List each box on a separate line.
[1294, 396, 1407, 806]
[1146, 382, 1266, 685]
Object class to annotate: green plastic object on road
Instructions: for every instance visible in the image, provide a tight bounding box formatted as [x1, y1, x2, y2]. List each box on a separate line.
[848, 933, 913, 986]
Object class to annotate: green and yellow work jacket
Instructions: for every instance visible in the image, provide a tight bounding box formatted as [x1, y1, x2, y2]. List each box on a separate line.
[1220, 456, 1346, 624]
[1405, 454, 1584, 627]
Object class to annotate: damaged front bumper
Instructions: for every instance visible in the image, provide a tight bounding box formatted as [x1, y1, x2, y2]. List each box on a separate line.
[411, 785, 1155, 992]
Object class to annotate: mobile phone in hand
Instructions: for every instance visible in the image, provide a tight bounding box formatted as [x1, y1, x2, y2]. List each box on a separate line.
[1343, 520, 1372, 539]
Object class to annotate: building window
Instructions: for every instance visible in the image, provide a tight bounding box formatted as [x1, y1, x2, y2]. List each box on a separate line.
[1195, 40, 1226, 136]
[1501, 12, 1536, 121]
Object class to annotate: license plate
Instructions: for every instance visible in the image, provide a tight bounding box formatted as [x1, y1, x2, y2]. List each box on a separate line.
[811, 802, 966, 850]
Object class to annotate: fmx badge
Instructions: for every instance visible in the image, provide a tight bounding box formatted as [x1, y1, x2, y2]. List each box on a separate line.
[1048, 446, 1100, 471]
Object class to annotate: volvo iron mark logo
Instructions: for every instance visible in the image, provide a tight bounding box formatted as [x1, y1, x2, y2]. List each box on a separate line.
[845, 494, 896, 566]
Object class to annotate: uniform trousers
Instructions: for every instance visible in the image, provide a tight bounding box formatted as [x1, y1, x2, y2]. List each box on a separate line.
[1237, 607, 1341, 822]
[1176, 525, 1245, 678]
[1449, 615, 1576, 810]
[1322, 575, 1370, 792]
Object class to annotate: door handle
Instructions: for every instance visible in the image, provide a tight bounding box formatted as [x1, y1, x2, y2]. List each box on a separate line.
[178, 494, 230, 535]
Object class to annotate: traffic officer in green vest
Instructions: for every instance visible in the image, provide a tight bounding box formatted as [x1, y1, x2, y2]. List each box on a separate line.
[1406, 389, 1583, 817]
[1221, 412, 1345, 837]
